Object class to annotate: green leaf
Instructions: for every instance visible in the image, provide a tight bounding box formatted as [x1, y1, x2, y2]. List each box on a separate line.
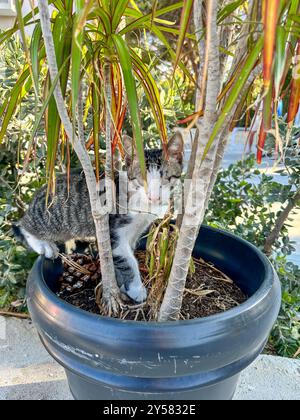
[149, 24, 196, 85]
[217, 0, 247, 24]
[0, 67, 30, 120]
[274, 26, 286, 97]
[155, 25, 195, 40]
[15, 0, 39, 98]
[101, 0, 111, 15]
[30, 23, 42, 99]
[71, 0, 85, 121]
[120, 2, 184, 35]
[130, 49, 168, 147]
[47, 11, 72, 178]
[0, 2, 49, 45]
[30, 56, 70, 150]
[174, 0, 194, 73]
[112, 34, 146, 181]
[0, 74, 32, 144]
[96, 7, 112, 33]
[112, 0, 129, 31]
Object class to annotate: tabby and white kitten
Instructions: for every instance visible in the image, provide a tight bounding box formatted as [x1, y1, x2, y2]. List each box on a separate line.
[13, 134, 183, 303]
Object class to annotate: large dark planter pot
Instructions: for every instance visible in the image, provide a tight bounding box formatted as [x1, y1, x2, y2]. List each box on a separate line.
[26, 226, 281, 400]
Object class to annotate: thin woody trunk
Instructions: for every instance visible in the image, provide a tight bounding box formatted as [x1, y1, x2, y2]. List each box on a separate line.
[193, 0, 204, 109]
[218, 0, 235, 84]
[159, 0, 263, 321]
[204, 64, 263, 211]
[264, 189, 300, 256]
[159, 0, 220, 322]
[37, 0, 120, 314]
[228, 0, 255, 81]
[176, 0, 207, 230]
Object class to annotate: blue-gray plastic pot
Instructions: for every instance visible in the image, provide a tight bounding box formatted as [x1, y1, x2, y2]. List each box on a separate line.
[26, 226, 281, 400]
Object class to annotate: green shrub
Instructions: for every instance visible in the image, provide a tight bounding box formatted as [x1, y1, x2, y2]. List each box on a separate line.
[0, 36, 46, 309]
[205, 155, 300, 358]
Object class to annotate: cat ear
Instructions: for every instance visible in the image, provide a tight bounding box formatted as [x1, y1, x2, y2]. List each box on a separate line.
[123, 135, 137, 167]
[167, 131, 184, 163]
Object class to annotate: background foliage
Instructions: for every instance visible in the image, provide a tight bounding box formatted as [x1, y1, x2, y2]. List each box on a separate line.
[0, 3, 299, 356]
[205, 142, 300, 358]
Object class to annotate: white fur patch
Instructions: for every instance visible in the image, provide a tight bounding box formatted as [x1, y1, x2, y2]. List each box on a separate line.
[113, 214, 154, 302]
[127, 167, 171, 218]
[20, 228, 58, 259]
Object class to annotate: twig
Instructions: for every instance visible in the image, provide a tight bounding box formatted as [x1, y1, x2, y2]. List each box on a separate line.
[294, 347, 300, 359]
[122, 302, 147, 311]
[209, 275, 233, 284]
[194, 258, 233, 284]
[184, 288, 215, 297]
[0, 311, 31, 320]
[59, 253, 90, 275]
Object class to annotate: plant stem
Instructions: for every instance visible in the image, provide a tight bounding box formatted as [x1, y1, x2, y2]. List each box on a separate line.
[264, 189, 300, 256]
[37, 0, 119, 315]
[159, 0, 220, 322]
[0, 311, 31, 319]
[193, 0, 205, 109]
[204, 63, 263, 211]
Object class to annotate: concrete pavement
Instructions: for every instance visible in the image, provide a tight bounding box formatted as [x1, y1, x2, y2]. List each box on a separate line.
[0, 317, 299, 400]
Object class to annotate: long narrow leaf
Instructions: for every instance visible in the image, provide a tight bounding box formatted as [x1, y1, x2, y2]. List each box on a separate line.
[257, 120, 267, 164]
[112, 34, 146, 181]
[287, 41, 300, 126]
[131, 49, 168, 148]
[173, 0, 194, 73]
[217, 0, 247, 24]
[274, 26, 287, 97]
[263, 0, 280, 90]
[120, 2, 184, 35]
[112, 0, 129, 31]
[27, 57, 70, 159]
[30, 23, 42, 99]
[71, 0, 85, 121]
[15, 0, 39, 98]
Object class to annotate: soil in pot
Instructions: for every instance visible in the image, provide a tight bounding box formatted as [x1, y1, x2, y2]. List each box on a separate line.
[56, 251, 247, 321]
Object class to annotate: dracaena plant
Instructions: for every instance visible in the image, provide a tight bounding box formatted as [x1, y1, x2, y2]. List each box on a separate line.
[1, 0, 300, 321]
[0, 0, 191, 315]
[158, 0, 300, 321]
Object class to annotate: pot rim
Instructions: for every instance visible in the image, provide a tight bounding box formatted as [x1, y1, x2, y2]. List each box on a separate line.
[33, 225, 276, 328]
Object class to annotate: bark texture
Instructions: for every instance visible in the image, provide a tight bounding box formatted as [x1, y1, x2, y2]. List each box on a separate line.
[38, 0, 119, 314]
[193, 0, 205, 109]
[159, 0, 220, 321]
[264, 189, 300, 256]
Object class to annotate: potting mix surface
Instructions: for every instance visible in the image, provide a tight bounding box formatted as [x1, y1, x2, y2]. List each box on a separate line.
[56, 252, 247, 321]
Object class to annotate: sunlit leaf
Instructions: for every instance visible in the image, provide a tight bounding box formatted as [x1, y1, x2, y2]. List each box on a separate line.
[112, 34, 146, 181]
[263, 0, 280, 90]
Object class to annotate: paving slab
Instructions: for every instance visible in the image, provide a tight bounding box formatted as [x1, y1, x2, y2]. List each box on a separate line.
[0, 317, 299, 400]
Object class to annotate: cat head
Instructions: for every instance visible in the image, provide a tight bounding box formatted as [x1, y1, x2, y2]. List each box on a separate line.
[122, 133, 184, 217]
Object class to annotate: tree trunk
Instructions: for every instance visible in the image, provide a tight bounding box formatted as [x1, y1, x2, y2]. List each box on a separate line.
[228, 0, 255, 80]
[264, 189, 300, 256]
[37, 0, 120, 314]
[218, 0, 235, 84]
[204, 63, 263, 211]
[159, 0, 220, 322]
[193, 0, 205, 109]
[159, 0, 263, 322]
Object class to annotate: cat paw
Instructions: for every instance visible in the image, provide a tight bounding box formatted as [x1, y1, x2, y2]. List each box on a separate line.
[44, 242, 59, 260]
[121, 281, 147, 303]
